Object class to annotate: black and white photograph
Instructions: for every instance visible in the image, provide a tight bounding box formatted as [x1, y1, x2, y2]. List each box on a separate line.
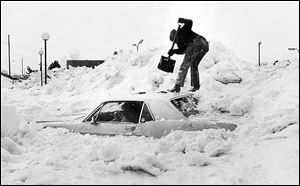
[1, 1, 299, 185]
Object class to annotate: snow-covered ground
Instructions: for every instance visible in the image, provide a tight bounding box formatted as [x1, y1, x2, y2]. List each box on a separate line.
[1, 41, 299, 184]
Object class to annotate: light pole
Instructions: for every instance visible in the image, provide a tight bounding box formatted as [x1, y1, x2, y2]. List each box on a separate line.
[258, 41, 262, 66]
[41, 32, 50, 84]
[39, 48, 44, 86]
[132, 39, 143, 52]
[21, 58, 23, 76]
[288, 48, 299, 53]
[8, 34, 11, 76]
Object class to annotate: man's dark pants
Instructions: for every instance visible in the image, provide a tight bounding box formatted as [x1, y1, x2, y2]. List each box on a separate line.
[175, 37, 209, 88]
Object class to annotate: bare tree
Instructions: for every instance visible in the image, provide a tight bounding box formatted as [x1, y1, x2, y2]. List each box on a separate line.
[60, 50, 81, 67]
[68, 50, 80, 60]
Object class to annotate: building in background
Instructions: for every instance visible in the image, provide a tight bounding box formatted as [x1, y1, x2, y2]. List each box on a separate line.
[66, 60, 105, 69]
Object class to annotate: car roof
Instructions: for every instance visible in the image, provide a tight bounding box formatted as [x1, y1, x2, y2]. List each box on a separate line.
[83, 91, 193, 122]
[102, 91, 194, 102]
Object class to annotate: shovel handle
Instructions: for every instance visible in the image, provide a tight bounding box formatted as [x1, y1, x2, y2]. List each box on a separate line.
[168, 24, 181, 59]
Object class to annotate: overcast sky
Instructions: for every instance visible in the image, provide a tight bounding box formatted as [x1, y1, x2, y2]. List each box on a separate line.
[1, 1, 299, 74]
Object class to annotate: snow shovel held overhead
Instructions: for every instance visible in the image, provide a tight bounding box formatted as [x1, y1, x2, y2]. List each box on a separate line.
[158, 24, 181, 73]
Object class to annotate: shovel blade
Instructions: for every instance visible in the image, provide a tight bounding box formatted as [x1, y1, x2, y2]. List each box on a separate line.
[158, 56, 176, 73]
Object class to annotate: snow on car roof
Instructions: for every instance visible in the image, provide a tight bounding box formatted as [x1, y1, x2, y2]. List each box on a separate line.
[102, 91, 194, 102]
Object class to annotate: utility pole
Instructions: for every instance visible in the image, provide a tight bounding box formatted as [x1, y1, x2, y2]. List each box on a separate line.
[44, 40, 47, 84]
[258, 41, 262, 66]
[132, 39, 143, 52]
[39, 48, 43, 86]
[41, 32, 50, 85]
[22, 58, 24, 76]
[8, 34, 11, 76]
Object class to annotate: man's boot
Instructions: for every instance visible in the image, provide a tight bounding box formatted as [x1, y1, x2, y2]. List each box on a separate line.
[168, 84, 181, 93]
[188, 85, 200, 92]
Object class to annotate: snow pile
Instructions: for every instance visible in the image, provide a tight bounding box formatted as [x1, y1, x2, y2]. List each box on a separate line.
[184, 151, 211, 166]
[1, 40, 299, 184]
[1, 103, 21, 137]
[1, 124, 235, 184]
[195, 59, 299, 120]
[4, 40, 252, 122]
[12, 41, 247, 97]
[1, 137, 23, 155]
[89, 141, 122, 162]
[119, 152, 167, 176]
[1, 74, 13, 88]
[229, 97, 253, 116]
[154, 129, 235, 156]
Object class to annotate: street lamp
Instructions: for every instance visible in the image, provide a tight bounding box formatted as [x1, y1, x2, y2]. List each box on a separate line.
[21, 58, 23, 76]
[132, 39, 143, 52]
[258, 41, 262, 66]
[8, 34, 11, 76]
[288, 48, 299, 53]
[2, 36, 11, 76]
[38, 48, 44, 86]
[41, 32, 50, 84]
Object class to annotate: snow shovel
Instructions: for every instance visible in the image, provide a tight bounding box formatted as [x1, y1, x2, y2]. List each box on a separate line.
[158, 24, 181, 73]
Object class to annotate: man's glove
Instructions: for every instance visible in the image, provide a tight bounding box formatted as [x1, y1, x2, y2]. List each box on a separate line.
[168, 49, 176, 56]
[178, 18, 186, 23]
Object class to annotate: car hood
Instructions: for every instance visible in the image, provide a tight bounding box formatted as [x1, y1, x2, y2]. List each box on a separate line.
[42, 120, 82, 131]
[37, 114, 86, 131]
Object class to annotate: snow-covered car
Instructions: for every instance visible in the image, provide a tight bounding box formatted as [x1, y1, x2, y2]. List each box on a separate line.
[43, 92, 237, 138]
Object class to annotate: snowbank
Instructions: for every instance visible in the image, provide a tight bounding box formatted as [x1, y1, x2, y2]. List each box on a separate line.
[1, 41, 298, 185]
[1, 74, 13, 88]
[1, 104, 21, 137]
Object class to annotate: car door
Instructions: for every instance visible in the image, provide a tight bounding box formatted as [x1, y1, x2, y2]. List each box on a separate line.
[135, 100, 191, 138]
[135, 120, 191, 138]
[75, 101, 143, 136]
[75, 122, 137, 136]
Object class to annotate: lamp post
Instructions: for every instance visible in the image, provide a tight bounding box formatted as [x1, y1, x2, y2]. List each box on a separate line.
[39, 48, 44, 86]
[21, 58, 23, 76]
[132, 39, 143, 52]
[258, 41, 262, 66]
[41, 32, 50, 84]
[288, 48, 299, 53]
[8, 34, 11, 76]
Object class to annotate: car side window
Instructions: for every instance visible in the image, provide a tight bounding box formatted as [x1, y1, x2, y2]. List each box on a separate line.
[95, 101, 143, 124]
[140, 103, 154, 122]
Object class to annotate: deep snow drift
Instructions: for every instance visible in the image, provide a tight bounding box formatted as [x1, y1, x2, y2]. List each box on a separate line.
[1, 41, 299, 184]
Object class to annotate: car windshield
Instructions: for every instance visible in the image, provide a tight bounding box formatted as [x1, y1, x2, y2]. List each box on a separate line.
[94, 101, 143, 123]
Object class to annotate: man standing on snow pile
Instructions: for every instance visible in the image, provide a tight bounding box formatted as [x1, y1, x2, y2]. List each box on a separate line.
[168, 18, 209, 93]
